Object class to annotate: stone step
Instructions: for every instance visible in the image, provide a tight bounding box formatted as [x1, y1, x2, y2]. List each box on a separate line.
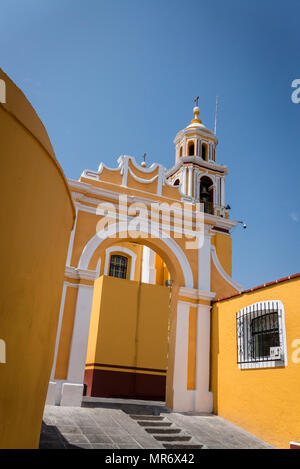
[145, 428, 181, 435]
[163, 443, 204, 449]
[153, 435, 191, 442]
[138, 421, 172, 427]
[130, 415, 164, 421]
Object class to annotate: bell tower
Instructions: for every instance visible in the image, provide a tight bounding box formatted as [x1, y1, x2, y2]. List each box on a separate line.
[166, 101, 229, 218]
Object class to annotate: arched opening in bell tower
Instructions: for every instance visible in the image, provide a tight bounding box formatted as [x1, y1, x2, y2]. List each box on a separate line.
[200, 176, 214, 214]
[188, 141, 195, 156]
[202, 143, 208, 161]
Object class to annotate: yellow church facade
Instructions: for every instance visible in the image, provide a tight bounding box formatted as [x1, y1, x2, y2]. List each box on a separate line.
[44, 103, 300, 449]
[47, 105, 241, 412]
[2, 69, 299, 450]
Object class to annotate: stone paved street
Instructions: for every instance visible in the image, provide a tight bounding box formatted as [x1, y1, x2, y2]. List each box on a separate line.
[40, 399, 274, 449]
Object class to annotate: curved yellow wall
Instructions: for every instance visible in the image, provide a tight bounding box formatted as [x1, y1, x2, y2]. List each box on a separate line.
[0, 69, 75, 448]
[211, 232, 232, 276]
[211, 277, 300, 448]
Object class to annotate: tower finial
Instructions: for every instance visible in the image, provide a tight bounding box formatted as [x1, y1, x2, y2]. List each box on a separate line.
[141, 153, 147, 168]
[191, 96, 202, 124]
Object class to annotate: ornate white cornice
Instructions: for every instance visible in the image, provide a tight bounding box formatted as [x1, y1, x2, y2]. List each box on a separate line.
[166, 156, 228, 178]
[174, 126, 218, 145]
[68, 179, 238, 233]
[65, 266, 98, 281]
[179, 287, 216, 302]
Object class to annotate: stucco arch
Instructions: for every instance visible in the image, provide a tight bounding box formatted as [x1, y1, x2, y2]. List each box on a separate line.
[78, 223, 194, 288]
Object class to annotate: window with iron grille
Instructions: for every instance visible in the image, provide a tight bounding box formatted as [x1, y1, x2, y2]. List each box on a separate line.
[236, 301, 287, 369]
[109, 255, 128, 279]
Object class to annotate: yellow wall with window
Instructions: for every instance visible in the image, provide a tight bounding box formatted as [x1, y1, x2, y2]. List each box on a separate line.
[211, 276, 300, 449]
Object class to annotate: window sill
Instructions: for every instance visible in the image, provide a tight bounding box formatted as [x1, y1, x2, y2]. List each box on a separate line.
[238, 360, 286, 370]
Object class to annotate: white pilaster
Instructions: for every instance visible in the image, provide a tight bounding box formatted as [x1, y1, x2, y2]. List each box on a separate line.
[197, 230, 212, 291]
[188, 167, 193, 198]
[172, 290, 215, 413]
[60, 283, 94, 406]
[183, 137, 187, 157]
[194, 171, 200, 200]
[193, 170, 197, 200]
[141, 246, 156, 284]
[172, 301, 195, 412]
[50, 283, 68, 379]
[194, 303, 213, 412]
[182, 167, 187, 195]
[66, 207, 78, 266]
[221, 177, 226, 207]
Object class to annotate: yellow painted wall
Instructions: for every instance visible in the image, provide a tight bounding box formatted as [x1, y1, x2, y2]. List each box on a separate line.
[211, 277, 300, 449]
[212, 233, 232, 276]
[155, 253, 170, 286]
[86, 275, 170, 374]
[0, 69, 74, 448]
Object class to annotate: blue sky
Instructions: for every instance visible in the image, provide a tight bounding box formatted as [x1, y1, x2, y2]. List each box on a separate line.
[1, 0, 299, 289]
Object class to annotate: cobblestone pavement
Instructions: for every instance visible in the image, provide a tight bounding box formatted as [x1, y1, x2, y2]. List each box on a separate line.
[40, 400, 274, 449]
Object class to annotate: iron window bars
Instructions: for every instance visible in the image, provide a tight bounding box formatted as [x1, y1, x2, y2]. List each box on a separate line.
[236, 301, 286, 366]
[109, 255, 128, 279]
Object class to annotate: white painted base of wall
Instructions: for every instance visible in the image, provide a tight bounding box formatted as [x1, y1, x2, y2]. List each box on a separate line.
[195, 391, 213, 413]
[173, 389, 196, 412]
[172, 388, 213, 413]
[45, 381, 57, 406]
[60, 382, 84, 407]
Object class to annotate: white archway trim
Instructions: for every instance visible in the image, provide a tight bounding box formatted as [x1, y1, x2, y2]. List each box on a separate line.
[78, 224, 194, 288]
[104, 246, 137, 280]
[211, 245, 242, 292]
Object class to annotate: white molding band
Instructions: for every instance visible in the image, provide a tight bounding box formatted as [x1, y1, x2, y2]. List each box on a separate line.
[179, 286, 215, 302]
[65, 266, 99, 281]
[68, 179, 238, 231]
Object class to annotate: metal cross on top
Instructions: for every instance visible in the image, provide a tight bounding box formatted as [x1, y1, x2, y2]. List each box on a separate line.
[143, 153, 147, 163]
[194, 96, 199, 107]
